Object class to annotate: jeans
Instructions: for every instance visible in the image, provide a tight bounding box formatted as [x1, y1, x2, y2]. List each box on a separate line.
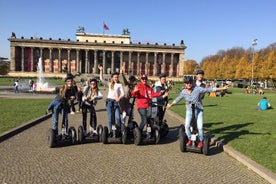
[185, 108, 204, 141]
[106, 99, 121, 130]
[48, 99, 62, 135]
[138, 108, 148, 130]
[82, 104, 97, 131]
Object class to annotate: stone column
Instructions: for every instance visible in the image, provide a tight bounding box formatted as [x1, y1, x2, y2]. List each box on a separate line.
[93, 50, 98, 74]
[85, 50, 88, 73]
[30, 48, 34, 71]
[67, 49, 71, 73]
[76, 49, 79, 73]
[103, 51, 106, 74]
[10, 46, 15, 71]
[178, 53, 184, 77]
[170, 53, 174, 76]
[162, 53, 166, 74]
[40, 48, 43, 71]
[49, 48, 53, 72]
[120, 52, 123, 72]
[111, 51, 114, 73]
[145, 52, 149, 75]
[128, 52, 132, 74]
[136, 52, 140, 75]
[21, 47, 25, 72]
[153, 52, 157, 76]
[58, 49, 62, 73]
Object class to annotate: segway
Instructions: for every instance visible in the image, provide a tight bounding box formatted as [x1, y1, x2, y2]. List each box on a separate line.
[179, 103, 211, 155]
[78, 103, 103, 144]
[153, 99, 169, 138]
[133, 102, 161, 146]
[47, 100, 77, 148]
[123, 97, 139, 144]
[102, 99, 128, 144]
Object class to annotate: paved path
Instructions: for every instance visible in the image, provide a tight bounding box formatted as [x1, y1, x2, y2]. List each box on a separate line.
[0, 90, 271, 184]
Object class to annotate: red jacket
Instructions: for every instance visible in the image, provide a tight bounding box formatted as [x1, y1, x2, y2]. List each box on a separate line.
[131, 82, 161, 109]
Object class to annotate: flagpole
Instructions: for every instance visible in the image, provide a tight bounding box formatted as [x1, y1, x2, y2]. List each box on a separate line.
[103, 21, 105, 35]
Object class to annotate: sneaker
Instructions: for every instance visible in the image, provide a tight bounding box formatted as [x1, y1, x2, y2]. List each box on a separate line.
[197, 141, 203, 148]
[186, 140, 192, 146]
[89, 126, 94, 132]
[92, 130, 98, 135]
[70, 111, 75, 115]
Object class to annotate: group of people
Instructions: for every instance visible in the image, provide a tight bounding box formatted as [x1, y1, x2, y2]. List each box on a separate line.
[47, 67, 231, 147]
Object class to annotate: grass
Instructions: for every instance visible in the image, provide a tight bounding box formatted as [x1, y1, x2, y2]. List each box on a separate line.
[169, 83, 276, 173]
[0, 99, 51, 133]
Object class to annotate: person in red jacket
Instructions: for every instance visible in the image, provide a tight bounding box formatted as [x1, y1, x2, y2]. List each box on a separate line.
[131, 74, 168, 131]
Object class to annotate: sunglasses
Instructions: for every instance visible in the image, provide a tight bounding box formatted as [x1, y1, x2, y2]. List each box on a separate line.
[141, 78, 147, 80]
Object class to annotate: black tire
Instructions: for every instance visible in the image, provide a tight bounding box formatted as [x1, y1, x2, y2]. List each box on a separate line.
[153, 125, 161, 144]
[133, 127, 142, 146]
[47, 128, 55, 148]
[160, 122, 169, 138]
[203, 134, 211, 155]
[122, 127, 129, 144]
[97, 124, 103, 142]
[69, 126, 77, 145]
[179, 126, 187, 152]
[102, 126, 108, 144]
[78, 126, 84, 143]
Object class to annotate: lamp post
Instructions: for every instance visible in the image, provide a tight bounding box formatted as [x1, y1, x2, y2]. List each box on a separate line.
[251, 39, 258, 86]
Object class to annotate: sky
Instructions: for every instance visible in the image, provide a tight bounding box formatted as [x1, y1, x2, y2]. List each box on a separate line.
[0, 0, 275, 63]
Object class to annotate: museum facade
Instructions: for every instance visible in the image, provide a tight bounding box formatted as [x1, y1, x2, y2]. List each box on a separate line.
[8, 31, 186, 77]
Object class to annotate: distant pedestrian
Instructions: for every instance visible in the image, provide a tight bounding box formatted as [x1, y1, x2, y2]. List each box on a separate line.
[257, 97, 272, 110]
[14, 80, 19, 93]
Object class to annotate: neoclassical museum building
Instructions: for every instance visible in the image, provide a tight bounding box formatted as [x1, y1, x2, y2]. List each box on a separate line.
[8, 29, 186, 78]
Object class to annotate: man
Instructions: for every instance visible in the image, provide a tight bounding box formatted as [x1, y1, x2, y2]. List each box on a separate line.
[167, 76, 228, 148]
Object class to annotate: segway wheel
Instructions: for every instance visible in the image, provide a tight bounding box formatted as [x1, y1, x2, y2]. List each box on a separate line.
[78, 126, 84, 144]
[153, 125, 161, 144]
[160, 122, 169, 138]
[69, 126, 77, 145]
[97, 125, 103, 142]
[102, 126, 108, 144]
[133, 127, 142, 146]
[203, 134, 211, 155]
[47, 128, 55, 148]
[179, 125, 187, 152]
[122, 127, 129, 144]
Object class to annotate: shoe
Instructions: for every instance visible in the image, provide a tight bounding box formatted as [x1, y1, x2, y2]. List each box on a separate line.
[92, 130, 98, 135]
[186, 140, 192, 146]
[70, 111, 75, 115]
[197, 141, 203, 148]
[45, 109, 50, 115]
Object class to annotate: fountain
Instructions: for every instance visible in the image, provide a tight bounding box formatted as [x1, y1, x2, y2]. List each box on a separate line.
[36, 57, 56, 93]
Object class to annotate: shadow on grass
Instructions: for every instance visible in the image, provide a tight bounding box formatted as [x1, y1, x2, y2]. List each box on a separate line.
[207, 122, 266, 144]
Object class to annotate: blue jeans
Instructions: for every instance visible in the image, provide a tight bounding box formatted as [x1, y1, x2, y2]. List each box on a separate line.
[185, 108, 204, 141]
[106, 99, 121, 130]
[138, 108, 148, 130]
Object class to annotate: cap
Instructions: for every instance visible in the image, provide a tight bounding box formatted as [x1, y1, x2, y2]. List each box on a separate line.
[64, 73, 74, 82]
[128, 75, 136, 81]
[183, 76, 194, 83]
[159, 73, 167, 79]
[196, 69, 204, 75]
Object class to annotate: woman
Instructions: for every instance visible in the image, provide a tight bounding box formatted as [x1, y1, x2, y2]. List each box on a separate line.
[98, 65, 125, 135]
[82, 78, 103, 135]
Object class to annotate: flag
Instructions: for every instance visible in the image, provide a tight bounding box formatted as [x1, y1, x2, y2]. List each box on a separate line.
[103, 23, 109, 30]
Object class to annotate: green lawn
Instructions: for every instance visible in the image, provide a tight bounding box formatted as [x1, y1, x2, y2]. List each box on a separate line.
[169, 84, 276, 173]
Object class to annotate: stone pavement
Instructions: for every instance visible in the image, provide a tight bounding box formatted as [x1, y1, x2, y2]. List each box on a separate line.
[0, 89, 274, 184]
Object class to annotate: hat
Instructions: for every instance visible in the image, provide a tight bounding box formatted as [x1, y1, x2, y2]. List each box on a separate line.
[141, 74, 148, 79]
[159, 73, 167, 79]
[196, 69, 204, 75]
[64, 73, 74, 82]
[128, 75, 136, 81]
[89, 78, 98, 83]
[183, 76, 194, 83]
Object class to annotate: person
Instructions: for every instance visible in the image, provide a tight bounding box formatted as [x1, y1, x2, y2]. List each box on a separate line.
[153, 73, 170, 124]
[167, 76, 228, 148]
[257, 97, 272, 110]
[14, 80, 19, 93]
[131, 74, 168, 131]
[46, 73, 76, 137]
[76, 86, 83, 112]
[82, 78, 103, 135]
[69, 80, 78, 114]
[98, 65, 125, 135]
[120, 64, 137, 124]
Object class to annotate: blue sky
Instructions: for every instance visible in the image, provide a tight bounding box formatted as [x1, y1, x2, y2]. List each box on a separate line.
[0, 0, 275, 63]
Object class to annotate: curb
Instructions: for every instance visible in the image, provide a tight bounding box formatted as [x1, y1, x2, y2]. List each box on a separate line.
[166, 109, 276, 184]
[0, 113, 52, 143]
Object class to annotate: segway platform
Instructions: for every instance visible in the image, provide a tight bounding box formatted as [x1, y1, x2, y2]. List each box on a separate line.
[47, 126, 77, 148]
[78, 125, 103, 144]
